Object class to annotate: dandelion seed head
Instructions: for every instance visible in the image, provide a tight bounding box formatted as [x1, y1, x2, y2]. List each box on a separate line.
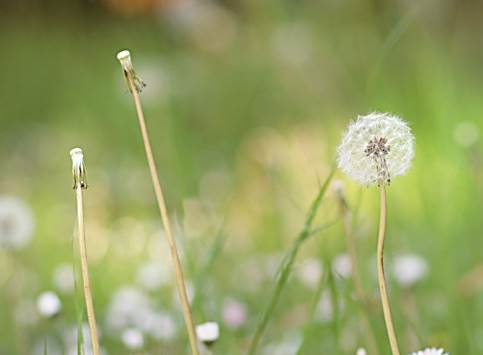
[337, 112, 415, 186]
[408, 347, 448, 355]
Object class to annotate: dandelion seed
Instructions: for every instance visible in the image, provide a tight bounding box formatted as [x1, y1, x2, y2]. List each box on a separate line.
[37, 291, 62, 318]
[337, 112, 414, 186]
[408, 348, 448, 355]
[196, 322, 219, 346]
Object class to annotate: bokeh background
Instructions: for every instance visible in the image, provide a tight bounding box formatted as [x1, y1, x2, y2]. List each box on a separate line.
[1, 0, 482, 354]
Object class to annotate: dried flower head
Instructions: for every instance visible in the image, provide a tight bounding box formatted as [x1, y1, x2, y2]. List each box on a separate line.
[408, 348, 448, 355]
[70, 148, 87, 190]
[337, 112, 415, 186]
[116, 49, 146, 93]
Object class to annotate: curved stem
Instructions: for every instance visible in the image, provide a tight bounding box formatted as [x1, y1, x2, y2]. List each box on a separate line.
[376, 185, 400, 355]
[75, 187, 100, 355]
[125, 71, 200, 355]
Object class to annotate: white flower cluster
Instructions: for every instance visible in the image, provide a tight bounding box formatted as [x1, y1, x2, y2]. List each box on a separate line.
[408, 348, 448, 355]
[337, 112, 415, 186]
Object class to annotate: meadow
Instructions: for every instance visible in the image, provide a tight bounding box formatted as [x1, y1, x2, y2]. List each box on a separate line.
[0, 1, 482, 354]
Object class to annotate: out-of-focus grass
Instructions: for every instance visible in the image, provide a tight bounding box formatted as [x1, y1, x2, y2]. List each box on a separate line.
[0, 1, 482, 354]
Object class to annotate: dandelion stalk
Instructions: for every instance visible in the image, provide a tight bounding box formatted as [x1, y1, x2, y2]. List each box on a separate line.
[247, 169, 335, 355]
[116, 50, 200, 355]
[337, 113, 414, 355]
[70, 148, 100, 355]
[335, 183, 379, 355]
[376, 184, 400, 355]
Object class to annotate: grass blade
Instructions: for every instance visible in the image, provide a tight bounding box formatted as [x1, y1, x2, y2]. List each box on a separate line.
[247, 168, 335, 355]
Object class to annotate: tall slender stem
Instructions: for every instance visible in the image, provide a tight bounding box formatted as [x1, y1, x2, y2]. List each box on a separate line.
[74, 187, 100, 355]
[376, 185, 400, 355]
[340, 205, 379, 355]
[124, 70, 200, 355]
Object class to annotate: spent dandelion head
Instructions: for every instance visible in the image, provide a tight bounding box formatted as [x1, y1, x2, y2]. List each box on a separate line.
[116, 49, 146, 93]
[408, 348, 448, 355]
[70, 148, 87, 190]
[337, 112, 414, 186]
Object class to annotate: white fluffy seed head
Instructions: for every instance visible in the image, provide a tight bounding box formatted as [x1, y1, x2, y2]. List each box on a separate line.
[408, 347, 448, 355]
[337, 112, 415, 186]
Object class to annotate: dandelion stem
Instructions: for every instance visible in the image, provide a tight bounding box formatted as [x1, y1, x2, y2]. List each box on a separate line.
[376, 184, 400, 355]
[338, 195, 379, 355]
[123, 65, 200, 355]
[247, 169, 334, 355]
[74, 186, 100, 355]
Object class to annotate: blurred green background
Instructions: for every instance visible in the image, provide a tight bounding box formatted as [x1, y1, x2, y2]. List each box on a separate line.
[0, 0, 482, 354]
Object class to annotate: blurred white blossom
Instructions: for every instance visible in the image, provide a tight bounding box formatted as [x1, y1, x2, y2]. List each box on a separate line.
[332, 253, 352, 279]
[356, 348, 367, 355]
[337, 112, 415, 185]
[0, 196, 34, 250]
[392, 254, 428, 287]
[296, 258, 322, 289]
[37, 291, 61, 318]
[196, 321, 219, 345]
[121, 328, 144, 350]
[409, 348, 448, 355]
[222, 298, 247, 329]
[52, 263, 75, 294]
[105, 286, 151, 332]
[136, 260, 170, 290]
[262, 331, 302, 355]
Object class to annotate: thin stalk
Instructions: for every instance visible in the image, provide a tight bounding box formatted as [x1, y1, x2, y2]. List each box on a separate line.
[338, 195, 379, 355]
[376, 185, 400, 355]
[247, 169, 335, 355]
[122, 61, 199, 355]
[74, 186, 100, 355]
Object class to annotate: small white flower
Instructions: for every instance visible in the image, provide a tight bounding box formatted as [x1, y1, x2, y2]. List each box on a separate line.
[337, 112, 415, 185]
[70, 148, 87, 189]
[392, 253, 428, 287]
[356, 348, 367, 355]
[408, 347, 448, 355]
[196, 321, 219, 345]
[0, 196, 34, 250]
[37, 291, 62, 318]
[121, 328, 144, 350]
